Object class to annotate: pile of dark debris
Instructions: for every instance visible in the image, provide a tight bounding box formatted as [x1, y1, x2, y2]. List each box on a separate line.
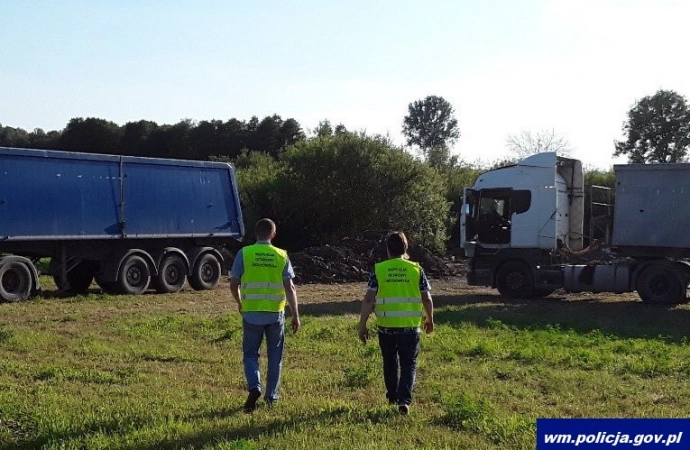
[289, 231, 466, 284]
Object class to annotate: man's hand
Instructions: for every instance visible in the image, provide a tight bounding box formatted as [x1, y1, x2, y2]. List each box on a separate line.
[358, 323, 369, 344]
[291, 316, 301, 333]
[423, 317, 434, 334]
[236, 302, 243, 313]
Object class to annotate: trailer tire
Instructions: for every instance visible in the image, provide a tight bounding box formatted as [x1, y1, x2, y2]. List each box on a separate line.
[636, 265, 685, 304]
[117, 255, 151, 295]
[0, 261, 32, 302]
[496, 261, 535, 298]
[95, 276, 121, 295]
[153, 254, 187, 294]
[189, 253, 221, 291]
[53, 260, 95, 294]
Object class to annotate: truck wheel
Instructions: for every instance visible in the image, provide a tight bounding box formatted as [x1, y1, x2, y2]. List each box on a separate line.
[189, 253, 221, 291]
[636, 265, 685, 304]
[117, 255, 151, 295]
[153, 254, 187, 294]
[0, 261, 32, 302]
[496, 261, 535, 298]
[53, 260, 95, 294]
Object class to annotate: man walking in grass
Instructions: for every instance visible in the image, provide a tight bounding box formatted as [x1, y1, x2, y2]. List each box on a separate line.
[230, 218, 301, 413]
[358, 231, 434, 415]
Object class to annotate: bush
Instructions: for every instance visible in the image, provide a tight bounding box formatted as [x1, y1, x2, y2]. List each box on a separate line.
[236, 133, 451, 251]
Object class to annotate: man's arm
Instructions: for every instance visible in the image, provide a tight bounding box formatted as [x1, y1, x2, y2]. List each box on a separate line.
[283, 278, 300, 333]
[422, 291, 434, 334]
[420, 269, 434, 334]
[358, 290, 376, 343]
[229, 277, 242, 313]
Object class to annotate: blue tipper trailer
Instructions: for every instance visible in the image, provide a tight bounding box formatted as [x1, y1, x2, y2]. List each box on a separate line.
[0, 146, 245, 302]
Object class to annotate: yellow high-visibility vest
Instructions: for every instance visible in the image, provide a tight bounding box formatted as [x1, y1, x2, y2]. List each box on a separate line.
[241, 244, 287, 312]
[374, 258, 423, 328]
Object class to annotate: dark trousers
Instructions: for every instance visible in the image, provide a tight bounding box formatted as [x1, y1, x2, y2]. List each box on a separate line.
[377, 329, 421, 406]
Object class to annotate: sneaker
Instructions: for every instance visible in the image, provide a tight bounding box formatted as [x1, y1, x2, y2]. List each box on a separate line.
[243, 389, 262, 413]
[398, 404, 409, 415]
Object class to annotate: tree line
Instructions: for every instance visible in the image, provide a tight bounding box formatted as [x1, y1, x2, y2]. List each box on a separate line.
[0, 115, 305, 161]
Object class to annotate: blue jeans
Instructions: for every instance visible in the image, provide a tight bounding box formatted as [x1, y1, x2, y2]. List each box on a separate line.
[242, 318, 285, 403]
[378, 329, 421, 406]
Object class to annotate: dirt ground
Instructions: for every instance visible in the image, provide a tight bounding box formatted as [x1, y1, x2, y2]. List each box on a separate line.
[288, 232, 466, 284]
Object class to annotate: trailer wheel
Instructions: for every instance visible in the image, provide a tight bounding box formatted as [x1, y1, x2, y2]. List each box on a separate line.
[117, 255, 151, 295]
[95, 276, 121, 295]
[636, 265, 685, 304]
[496, 261, 535, 298]
[53, 260, 95, 294]
[153, 254, 187, 294]
[0, 261, 32, 302]
[189, 253, 221, 291]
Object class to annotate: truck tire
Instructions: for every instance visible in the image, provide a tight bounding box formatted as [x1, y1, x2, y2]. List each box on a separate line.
[0, 261, 32, 302]
[636, 265, 685, 304]
[117, 255, 151, 295]
[496, 261, 535, 298]
[189, 253, 221, 291]
[153, 254, 187, 294]
[53, 260, 95, 294]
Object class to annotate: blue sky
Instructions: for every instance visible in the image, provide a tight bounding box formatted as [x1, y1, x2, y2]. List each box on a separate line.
[2, 0, 689, 169]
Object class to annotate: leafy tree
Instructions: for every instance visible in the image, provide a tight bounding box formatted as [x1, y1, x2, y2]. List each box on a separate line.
[402, 95, 460, 167]
[59, 117, 122, 154]
[28, 128, 59, 149]
[314, 120, 333, 138]
[233, 150, 288, 234]
[436, 160, 483, 250]
[279, 118, 305, 148]
[0, 124, 30, 148]
[119, 120, 158, 156]
[614, 89, 690, 163]
[334, 123, 348, 135]
[255, 114, 284, 157]
[506, 129, 571, 159]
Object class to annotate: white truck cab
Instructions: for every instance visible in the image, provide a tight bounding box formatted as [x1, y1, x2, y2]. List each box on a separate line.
[461, 153, 584, 297]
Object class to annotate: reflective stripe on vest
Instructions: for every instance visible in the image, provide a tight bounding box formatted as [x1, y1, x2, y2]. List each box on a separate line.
[241, 244, 287, 312]
[374, 258, 423, 328]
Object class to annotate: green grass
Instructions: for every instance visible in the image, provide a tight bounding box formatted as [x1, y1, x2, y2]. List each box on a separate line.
[1, 278, 690, 449]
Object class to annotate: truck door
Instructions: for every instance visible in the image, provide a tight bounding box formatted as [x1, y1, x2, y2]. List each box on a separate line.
[460, 188, 479, 249]
[474, 188, 513, 245]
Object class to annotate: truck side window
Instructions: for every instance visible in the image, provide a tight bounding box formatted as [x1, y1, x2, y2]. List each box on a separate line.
[511, 190, 531, 215]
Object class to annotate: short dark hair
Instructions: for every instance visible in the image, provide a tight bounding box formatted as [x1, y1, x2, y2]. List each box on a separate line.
[255, 218, 276, 239]
[386, 231, 408, 258]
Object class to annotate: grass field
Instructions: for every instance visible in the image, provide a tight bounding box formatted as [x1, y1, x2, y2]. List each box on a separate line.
[2, 276, 690, 449]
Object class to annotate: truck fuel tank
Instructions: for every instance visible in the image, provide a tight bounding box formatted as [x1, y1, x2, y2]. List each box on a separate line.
[563, 264, 630, 293]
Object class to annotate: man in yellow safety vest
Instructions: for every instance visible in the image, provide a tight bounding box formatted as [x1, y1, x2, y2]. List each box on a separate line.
[358, 231, 434, 415]
[230, 218, 300, 413]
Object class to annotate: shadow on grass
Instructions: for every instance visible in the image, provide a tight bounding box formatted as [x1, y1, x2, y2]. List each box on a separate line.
[1, 405, 394, 450]
[297, 291, 690, 343]
[433, 292, 690, 343]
